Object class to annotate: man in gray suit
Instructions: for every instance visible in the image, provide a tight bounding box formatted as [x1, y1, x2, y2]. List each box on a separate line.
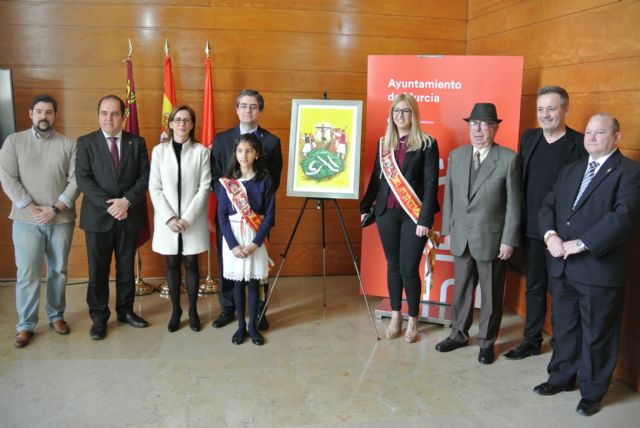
[435, 103, 521, 364]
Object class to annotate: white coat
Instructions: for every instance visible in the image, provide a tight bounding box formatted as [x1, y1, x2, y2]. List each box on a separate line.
[149, 140, 211, 255]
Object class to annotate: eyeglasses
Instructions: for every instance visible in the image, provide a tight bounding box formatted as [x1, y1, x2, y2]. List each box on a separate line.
[238, 103, 260, 111]
[172, 118, 192, 124]
[392, 108, 412, 117]
[468, 120, 496, 130]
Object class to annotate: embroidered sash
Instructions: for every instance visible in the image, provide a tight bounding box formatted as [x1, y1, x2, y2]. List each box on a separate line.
[219, 177, 274, 270]
[379, 139, 439, 272]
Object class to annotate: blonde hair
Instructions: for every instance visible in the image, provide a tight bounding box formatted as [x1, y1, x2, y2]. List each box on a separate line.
[383, 93, 433, 152]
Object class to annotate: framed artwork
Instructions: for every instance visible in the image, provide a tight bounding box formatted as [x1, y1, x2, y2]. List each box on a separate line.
[286, 99, 363, 199]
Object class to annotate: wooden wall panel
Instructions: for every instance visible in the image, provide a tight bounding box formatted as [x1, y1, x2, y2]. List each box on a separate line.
[0, 0, 467, 282]
[467, 0, 640, 391]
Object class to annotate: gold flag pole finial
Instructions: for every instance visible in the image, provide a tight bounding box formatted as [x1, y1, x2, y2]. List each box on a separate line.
[127, 39, 133, 59]
[205, 40, 211, 58]
[164, 38, 170, 56]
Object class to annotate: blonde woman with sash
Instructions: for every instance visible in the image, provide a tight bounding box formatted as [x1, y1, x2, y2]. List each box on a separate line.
[218, 133, 275, 346]
[360, 93, 440, 343]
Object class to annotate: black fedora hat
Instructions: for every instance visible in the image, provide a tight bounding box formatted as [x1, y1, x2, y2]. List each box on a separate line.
[463, 103, 502, 124]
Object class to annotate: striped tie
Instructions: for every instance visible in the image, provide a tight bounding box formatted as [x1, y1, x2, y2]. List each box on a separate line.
[572, 161, 598, 210]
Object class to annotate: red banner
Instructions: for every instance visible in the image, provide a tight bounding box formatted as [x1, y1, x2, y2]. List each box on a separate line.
[202, 55, 217, 244]
[124, 58, 150, 247]
[361, 55, 523, 304]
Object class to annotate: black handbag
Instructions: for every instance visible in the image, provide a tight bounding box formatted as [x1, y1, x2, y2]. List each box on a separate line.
[361, 206, 376, 228]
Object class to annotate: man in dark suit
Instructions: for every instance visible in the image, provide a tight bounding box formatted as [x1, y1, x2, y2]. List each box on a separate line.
[435, 103, 521, 364]
[534, 113, 640, 416]
[210, 89, 282, 330]
[504, 86, 587, 360]
[76, 95, 150, 340]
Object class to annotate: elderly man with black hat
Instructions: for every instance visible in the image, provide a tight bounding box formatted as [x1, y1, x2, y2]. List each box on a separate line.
[435, 103, 522, 364]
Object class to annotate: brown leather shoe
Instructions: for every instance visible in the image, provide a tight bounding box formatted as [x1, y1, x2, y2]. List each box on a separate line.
[15, 330, 33, 348]
[50, 319, 70, 335]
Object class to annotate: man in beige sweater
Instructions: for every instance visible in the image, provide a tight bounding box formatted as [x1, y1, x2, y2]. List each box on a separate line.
[0, 94, 80, 348]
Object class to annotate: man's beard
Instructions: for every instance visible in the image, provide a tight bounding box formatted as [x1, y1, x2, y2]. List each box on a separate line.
[35, 119, 52, 132]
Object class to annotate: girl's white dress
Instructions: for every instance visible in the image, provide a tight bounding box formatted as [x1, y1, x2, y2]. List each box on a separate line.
[222, 212, 269, 282]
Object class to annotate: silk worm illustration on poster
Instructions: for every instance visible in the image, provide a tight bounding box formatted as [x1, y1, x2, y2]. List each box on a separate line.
[287, 99, 363, 200]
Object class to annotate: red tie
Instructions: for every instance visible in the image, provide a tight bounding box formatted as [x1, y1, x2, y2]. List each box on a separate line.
[107, 136, 120, 172]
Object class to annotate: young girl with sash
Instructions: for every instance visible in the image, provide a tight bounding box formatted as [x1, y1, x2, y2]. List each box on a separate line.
[360, 93, 440, 343]
[218, 133, 275, 345]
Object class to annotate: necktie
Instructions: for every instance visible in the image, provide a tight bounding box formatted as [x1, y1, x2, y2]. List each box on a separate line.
[473, 151, 481, 170]
[572, 161, 598, 209]
[107, 136, 120, 173]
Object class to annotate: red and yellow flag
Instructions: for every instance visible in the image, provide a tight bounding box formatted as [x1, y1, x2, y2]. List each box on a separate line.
[160, 48, 177, 143]
[202, 52, 217, 243]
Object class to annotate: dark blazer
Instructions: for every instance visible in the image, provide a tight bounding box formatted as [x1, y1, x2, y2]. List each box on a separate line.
[441, 143, 521, 261]
[211, 125, 283, 196]
[539, 150, 640, 287]
[519, 126, 586, 239]
[360, 137, 440, 228]
[76, 130, 150, 233]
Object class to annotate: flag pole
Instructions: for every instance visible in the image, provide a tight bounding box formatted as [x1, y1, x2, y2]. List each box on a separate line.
[124, 39, 155, 296]
[199, 39, 220, 296]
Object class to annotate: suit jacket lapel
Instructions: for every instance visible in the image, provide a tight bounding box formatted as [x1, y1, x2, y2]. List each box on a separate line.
[470, 144, 498, 199]
[118, 133, 132, 176]
[572, 151, 621, 213]
[522, 129, 543, 182]
[458, 146, 472, 202]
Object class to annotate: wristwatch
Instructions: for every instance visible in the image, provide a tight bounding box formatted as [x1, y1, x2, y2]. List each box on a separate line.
[51, 205, 61, 215]
[576, 239, 588, 251]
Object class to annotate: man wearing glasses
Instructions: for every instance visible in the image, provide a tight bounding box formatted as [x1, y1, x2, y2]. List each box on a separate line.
[210, 89, 283, 331]
[436, 103, 521, 364]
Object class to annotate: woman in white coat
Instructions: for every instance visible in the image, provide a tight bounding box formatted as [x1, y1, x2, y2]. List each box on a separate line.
[149, 105, 211, 332]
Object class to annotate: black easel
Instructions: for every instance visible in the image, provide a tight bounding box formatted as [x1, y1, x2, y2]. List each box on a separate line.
[257, 197, 380, 340]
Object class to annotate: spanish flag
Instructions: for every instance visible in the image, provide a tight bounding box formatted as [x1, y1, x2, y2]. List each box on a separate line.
[160, 43, 177, 144]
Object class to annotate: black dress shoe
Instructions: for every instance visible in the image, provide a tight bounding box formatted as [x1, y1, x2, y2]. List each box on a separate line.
[435, 338, 468, 353]
[478, 347, 495, 364]
[90, 323, 107, 340]
[249, 330, 264, 346]
[117, 312, 149, 328]
[257, 315, 269, 331]
[504, 342, 541, 360]
[231, 328, 246, 345]
[533, 381, 575, 396]
[576, 398, 600, 416]
[212, 311, 234, 329]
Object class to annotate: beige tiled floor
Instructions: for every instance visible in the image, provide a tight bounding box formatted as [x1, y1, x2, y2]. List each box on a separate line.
[0, 276, 638, 427]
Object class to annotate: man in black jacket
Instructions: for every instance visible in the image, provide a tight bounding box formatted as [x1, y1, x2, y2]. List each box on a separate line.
[210, 89, 282, 331]
[76, 95, 150, 340]
[504, 86, 587, 360]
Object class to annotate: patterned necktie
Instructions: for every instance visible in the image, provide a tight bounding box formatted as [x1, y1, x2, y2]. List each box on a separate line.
[107, 136, 120, 173]
[473, 151, 481, 170]
[572, 161, 599, 209]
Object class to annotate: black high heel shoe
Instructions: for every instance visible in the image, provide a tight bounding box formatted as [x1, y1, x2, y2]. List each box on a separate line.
[167, 308, 183, 333]
[189, 309, 201, 332]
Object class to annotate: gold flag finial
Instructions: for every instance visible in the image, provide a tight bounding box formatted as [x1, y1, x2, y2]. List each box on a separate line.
[164, 38, 170, 56]
[127, 39, 133, 58]
[205, 40, 211, 58]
